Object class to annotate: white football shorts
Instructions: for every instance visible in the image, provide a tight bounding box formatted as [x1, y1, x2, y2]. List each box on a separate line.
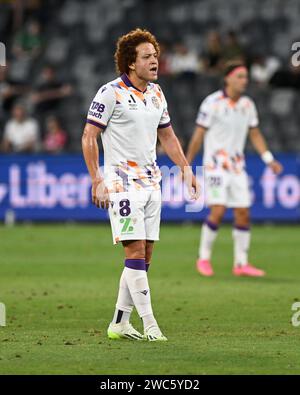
[205, 168, 251, 208]
[108, 188, 161, 244]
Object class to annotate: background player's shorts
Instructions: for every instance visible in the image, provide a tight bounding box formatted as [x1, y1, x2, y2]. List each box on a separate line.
[108, 188, 161, 244]
[205, 169, 251, 208]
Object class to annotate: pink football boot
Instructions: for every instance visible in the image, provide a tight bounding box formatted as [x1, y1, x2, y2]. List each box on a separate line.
[196, 259, 214, 277]
[233, 264, 266, 277]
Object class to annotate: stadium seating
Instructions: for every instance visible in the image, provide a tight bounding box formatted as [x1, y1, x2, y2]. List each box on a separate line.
[2, 0, 300, 152]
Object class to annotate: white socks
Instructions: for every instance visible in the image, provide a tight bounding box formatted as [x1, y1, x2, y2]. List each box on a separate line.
[199, 220, 219, 260]
[198, 219, 251, 268]
[232, 226, 251, 267]
[113, 259, 157, 330]
[112, 269, 134, 324]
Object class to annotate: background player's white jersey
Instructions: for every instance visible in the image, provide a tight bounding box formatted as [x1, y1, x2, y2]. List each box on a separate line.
[196, 89, 259, 173]
[87, 74, 170, 192]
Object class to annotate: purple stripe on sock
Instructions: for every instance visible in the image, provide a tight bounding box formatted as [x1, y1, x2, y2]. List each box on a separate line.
[125, 259, 146, 271]
[145, 263, 150, 272]
[205, 219, 219, 231]
[234, 225, 250, 231]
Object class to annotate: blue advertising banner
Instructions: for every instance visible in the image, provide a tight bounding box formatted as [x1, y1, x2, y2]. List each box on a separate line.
[0, 154, 299, 222]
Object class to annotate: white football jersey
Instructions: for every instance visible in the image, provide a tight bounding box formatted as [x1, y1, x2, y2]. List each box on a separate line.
[196, 89, 259, 173]
[87, 74, 170, 191]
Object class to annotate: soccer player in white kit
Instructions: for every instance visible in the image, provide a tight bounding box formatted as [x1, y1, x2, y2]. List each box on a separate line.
[82, 29, 199, 341]
[186, 62, 283, 277]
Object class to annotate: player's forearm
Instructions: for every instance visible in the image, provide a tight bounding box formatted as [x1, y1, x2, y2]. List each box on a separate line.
[249, 127, 283, 173]
[81, 125, 102, 182]
[186, 126, 205, 164]
[159, 131, 189, 171]
[249, 128, 269, 156]
[186, 134, 203, 164]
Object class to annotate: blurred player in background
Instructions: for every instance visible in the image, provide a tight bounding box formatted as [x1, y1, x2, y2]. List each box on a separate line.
[186, 62, 283, 277]
[82, 29, 199, 341]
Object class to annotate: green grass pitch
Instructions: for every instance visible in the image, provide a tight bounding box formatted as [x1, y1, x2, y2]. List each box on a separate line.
[0, 223, 299, 375]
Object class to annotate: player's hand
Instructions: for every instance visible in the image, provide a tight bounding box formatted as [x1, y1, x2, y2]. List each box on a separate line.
[269, 160, 283, 175]
[190, 174, 201, 200]
[92, 179, 110, 209]
[183, 166, 201, 200]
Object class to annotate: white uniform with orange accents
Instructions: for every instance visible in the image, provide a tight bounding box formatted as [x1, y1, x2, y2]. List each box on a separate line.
[87, 73, 171, 243]
[196, 89, 259, 207]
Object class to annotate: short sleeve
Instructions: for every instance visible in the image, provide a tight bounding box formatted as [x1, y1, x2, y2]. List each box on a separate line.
[248, 100, 259, 128]
[86, 84, 116, 130]
[195, 98, 214, 129]
[158, 87, 171, 129]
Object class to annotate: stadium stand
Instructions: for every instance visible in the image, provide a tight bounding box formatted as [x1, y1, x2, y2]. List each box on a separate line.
[1, 0, 300, 153]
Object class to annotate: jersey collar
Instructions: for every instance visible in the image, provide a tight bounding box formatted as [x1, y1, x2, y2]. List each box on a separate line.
[222, 88, 241, 106]
[121, 73, 148, 93]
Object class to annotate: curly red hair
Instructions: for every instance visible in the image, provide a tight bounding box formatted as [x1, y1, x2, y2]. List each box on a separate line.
[114, 28, 160, 75]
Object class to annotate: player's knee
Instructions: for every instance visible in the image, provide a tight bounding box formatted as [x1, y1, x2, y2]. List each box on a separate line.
[209, 206, 226, 224]
[145, 241, 154, 263]
[123, 240, 146, 260]
[145, 251, 152, 264]
[234, 208, 250, 226]
[129, 248, 146, 260]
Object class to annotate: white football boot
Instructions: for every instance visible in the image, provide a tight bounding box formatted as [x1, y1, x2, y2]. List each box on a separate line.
[144, 325, 168, 341]
[107, 322, 145, 341]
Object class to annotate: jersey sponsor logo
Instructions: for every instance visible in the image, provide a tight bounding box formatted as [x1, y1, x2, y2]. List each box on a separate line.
[128, 103, 138, 110]
[128, 95, 138, 110]
[88, 110, 102, 119]
[151, 96, 160, 109]
[89, 101, 106, 119]
[120, 218, 134, 234]
[91, 101, 105, 112]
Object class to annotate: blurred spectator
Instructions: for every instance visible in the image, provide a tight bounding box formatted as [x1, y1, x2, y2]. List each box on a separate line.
[158, 42, 172, 76]
[269, 62, 300, 89]
[31, 65, 73, 117]
[169, 43, 199, 78]
[1, 103, 39, 153]
[250, 54, 281, 85]
[12, 19, 43, 59]
[0, 64, 28, 116]
[43, 115, 67, 154]
[222, 31, 245, 63]
[202, 31, 223, 74]
[11, 0, 45, 31]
